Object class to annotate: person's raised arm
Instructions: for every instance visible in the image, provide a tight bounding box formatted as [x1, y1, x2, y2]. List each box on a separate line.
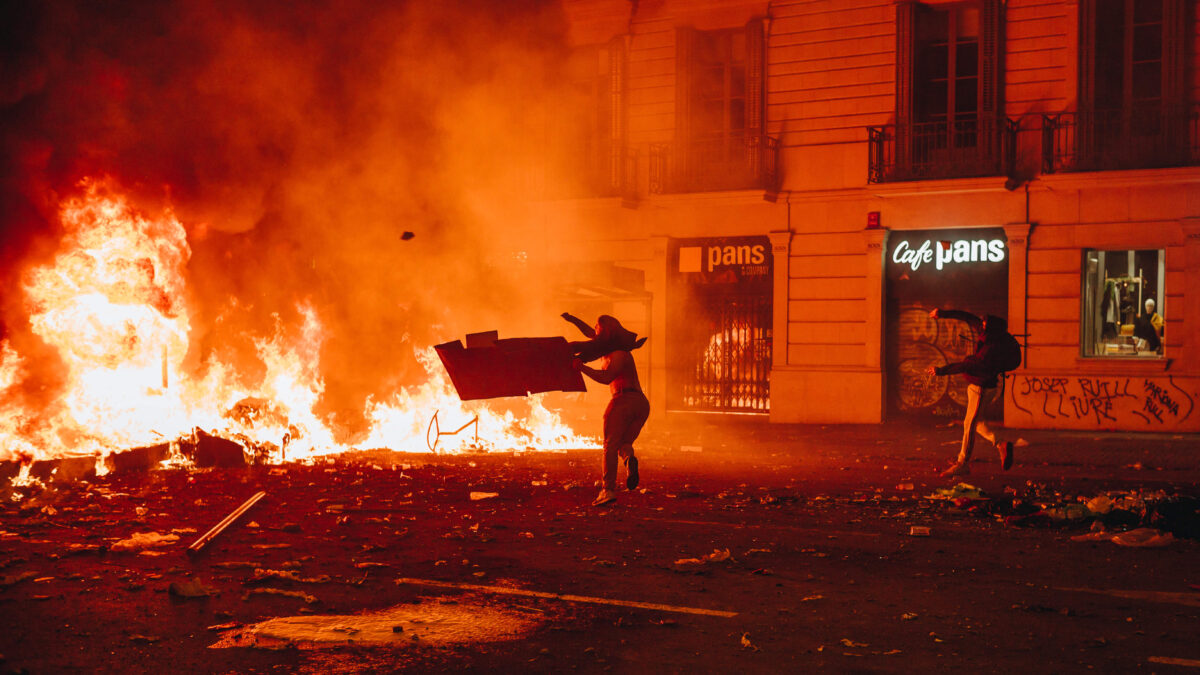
[561, 312, 595, 338]
[931, 308, 982, 332]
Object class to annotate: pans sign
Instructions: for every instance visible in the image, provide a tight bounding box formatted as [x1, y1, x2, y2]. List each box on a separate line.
[891, 237, 1006, 272]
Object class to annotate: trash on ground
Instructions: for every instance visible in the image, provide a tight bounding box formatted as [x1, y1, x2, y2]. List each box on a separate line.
[908, 526, 931, 537]
[210, 599, 540, 649]
[1110, 528, 1175, 547]
[187, 491, 267, 556]
[674, 548, 732, 566]
[740, 632, 759, 651]
[249, 569, 332, 584]
[111, 531, 180, 552]
[169, 578, 219, 598]
[469, 492, 499, 501]
[245, 588, 319, 604]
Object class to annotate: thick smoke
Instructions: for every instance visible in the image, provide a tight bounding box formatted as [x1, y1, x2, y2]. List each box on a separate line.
[1, 0, 588, 442]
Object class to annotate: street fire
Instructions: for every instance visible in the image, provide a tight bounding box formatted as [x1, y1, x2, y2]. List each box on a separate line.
[0, 180, 597, 476]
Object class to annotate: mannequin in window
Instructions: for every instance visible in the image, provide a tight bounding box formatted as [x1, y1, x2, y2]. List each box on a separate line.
[1134, 298, 1162, 354]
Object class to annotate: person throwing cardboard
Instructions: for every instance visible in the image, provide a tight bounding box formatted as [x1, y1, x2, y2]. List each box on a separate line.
[563, 313, 649, 507]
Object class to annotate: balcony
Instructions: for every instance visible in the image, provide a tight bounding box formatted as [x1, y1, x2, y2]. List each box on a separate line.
[868, 117, 1016, 183]
[649, 134, 778, 194]
[543, 144, 637, 201]
[1042, 105, 1200, 173]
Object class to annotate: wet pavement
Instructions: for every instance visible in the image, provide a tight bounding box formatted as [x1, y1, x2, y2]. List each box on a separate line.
[1, 420, 1198, 673]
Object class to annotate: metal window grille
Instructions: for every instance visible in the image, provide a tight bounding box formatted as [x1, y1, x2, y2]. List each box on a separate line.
[680, 295, 771, 413]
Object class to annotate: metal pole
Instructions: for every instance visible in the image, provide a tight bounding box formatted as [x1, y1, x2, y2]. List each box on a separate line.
[186, 491, 266, 556]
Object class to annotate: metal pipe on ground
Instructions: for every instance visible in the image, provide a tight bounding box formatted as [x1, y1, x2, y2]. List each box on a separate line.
[187, 491, 267, 556]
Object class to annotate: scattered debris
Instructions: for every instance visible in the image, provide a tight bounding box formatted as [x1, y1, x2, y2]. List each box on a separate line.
[111, 531, 180, 552]
[908, 526, 932, 537]
[245, 588, 318, 604]
[841, 638, 868, 648]
[168, 578, 219, 598]
[249, 569, 331, 584]
[187, 491, 266, 556]
[0, 571, 36, 588]
[674, 549, 732, 566]
[1071, 527, 1175, 547]
[469, 492, 499, 501]
[740, 632, 759, 651]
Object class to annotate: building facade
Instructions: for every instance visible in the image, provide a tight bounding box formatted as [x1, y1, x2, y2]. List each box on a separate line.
[534, 0, 1200, 432]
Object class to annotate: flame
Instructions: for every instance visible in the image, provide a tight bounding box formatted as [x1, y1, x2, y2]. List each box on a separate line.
[1, 179, 597, 472]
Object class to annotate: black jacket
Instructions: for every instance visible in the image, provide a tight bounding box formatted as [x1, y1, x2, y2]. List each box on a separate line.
[934, 311, 1009, 389]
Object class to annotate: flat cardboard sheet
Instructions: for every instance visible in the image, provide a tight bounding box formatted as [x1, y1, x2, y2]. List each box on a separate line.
[435, 331, 586, 401]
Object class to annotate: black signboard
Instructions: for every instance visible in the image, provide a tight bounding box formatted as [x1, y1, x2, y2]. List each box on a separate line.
[885, 228, 1009, 420]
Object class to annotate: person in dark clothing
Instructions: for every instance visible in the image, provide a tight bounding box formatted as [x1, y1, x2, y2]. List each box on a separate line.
[562, 313, 649, 507]
[926, 308, 1014, 477]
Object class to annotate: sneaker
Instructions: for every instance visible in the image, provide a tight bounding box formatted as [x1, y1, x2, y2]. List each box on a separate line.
[940, 462, 969, 478]
[626, 456, 640, 490]
[999, 441, 1014, 471]
[591, 489, 617, 507]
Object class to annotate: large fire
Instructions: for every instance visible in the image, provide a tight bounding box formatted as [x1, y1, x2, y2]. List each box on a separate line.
[0, 180, 597, 474]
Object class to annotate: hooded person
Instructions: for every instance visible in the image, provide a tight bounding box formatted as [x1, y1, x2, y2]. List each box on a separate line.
[562, 313, 649, 506]
[561, 312, 647, 362]
[926, 309, 1015, 477]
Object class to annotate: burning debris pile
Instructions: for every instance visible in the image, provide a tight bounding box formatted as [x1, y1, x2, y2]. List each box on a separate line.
[0, 0, 604, 489]
[0, 182, 596, 490]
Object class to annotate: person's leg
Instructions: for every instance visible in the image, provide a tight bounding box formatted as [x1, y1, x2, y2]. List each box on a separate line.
[601, 397, 622, 493]
[975, 419, 997, 446]
[618, 394, 650, 489]
[957, 383, 984, 464]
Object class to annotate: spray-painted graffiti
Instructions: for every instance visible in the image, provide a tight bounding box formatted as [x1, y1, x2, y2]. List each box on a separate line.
[1011, 374, 1196, 429]
[894, 306, 1000, 417]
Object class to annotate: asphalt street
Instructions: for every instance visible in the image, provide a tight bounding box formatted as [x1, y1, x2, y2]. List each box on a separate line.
[1, 420, 1197, 673]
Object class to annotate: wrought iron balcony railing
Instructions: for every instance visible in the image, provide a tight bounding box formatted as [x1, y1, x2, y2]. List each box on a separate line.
[544, 144, 637, 200]
[649, 134, 779, 194]
[1042, 105, 1200, 173]
[867, 116, 1016, 183]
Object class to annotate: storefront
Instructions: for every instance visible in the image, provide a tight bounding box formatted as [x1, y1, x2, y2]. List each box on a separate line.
[667, 235, 772, 414]
[885, 227, 1009, 421]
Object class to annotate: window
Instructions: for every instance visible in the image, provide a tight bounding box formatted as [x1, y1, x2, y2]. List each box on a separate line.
[690, 29, 747, 141]
[1071, 0, 1190, 169]
[914, 4, 980, 147]
[661, 19, 770, 193]
[1089, 0, 1169, 114]
[883, 0, 1006, 181]
[549, 39, 625, 197]
[1081, 249, 1165, 358]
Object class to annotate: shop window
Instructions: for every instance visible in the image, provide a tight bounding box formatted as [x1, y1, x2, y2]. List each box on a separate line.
[1081, 249, 1165, 358]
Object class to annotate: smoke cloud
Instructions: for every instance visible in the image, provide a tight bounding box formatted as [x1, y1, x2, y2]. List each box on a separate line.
[0, 0, 590, 441]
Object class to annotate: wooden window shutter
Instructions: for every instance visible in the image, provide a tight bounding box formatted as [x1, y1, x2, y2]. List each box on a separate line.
[894, 2, 917, 129]
[1162, 0, 1186, 106]
[608, 36, 627, 191]
[1077, 0, 1097, 111]
[980, 0, 1005, 119]
[675, 26, 696, 143]
[746, 17, 766, 135]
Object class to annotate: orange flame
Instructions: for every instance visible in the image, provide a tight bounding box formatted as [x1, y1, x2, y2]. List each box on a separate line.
[0, 179, 597, 470]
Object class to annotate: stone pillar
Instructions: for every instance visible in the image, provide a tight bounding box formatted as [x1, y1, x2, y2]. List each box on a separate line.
[1182, 218, 1200, 371]
[862, 227, 889, 371]
[648, 235, 670, 417]
[1003, 222, 1032, 364]
[768, 230, 792, 369]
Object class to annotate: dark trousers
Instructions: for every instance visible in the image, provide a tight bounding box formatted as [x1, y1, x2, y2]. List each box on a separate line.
[602, 391, 650, 491]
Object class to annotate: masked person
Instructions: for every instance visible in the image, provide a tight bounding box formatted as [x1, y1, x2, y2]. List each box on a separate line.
[562, 313, 649, 507]
[926, 308, 1016, 478]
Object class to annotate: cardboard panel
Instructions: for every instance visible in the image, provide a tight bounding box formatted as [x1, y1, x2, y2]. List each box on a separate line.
[435, 334, 587, 401]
